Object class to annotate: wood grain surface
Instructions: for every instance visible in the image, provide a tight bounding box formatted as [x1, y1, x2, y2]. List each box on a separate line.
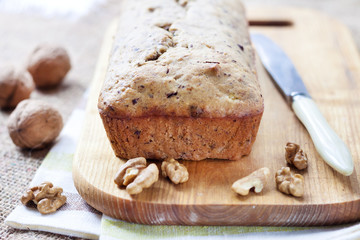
[73, 7, 360, 226]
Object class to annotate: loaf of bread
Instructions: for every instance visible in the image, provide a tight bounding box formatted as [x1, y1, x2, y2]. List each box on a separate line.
[98, 0, 264, 160]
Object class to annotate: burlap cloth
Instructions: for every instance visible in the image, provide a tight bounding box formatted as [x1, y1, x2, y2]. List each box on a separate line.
[1, 0, 359, 239]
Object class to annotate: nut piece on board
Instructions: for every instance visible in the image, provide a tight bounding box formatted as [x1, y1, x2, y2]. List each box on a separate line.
[7, 99, 63, 149]
[275, 167, 304, 197]
[20, 182, 66, 214]
[161, 158, 189, 184]
[285, 142, 308, 170]
[114, 157, 146, 186]
[126, 163, 159, 195]
[123, 168, 141, 186]
[27, 44, 71, 88]
[0, 65, 34, 109]
[114, 158, 159, 195]
[231, 167, 270, 196]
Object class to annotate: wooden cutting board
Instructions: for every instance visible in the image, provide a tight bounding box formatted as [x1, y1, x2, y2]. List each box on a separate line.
[73, 7, 360, 226]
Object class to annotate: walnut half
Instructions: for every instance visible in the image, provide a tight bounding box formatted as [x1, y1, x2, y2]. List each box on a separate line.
[275, 167, 304, 197]
[114, 157, 159, 195]
[161, 158, 189, 184]
[126, 164, 159, 195]
[114, 157, 146, 186]
[285, 142, 308, 170]
[20, 182, 66, 214]
[231, 167, 270, 196]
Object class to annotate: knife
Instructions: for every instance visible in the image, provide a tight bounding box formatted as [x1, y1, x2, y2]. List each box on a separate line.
[251, 33, 354, 176]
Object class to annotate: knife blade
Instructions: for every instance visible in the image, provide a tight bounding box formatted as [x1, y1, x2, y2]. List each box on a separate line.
[251, 33, 354, 176]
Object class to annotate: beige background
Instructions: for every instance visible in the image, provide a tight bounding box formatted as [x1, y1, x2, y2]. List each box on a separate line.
[0, 0, 359, 239]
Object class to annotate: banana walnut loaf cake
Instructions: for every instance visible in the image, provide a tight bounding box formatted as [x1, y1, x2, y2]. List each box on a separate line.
[98, 0, 264, 160]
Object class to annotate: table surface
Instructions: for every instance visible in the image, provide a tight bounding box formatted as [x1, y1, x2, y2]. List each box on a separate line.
[1, 0, 359, 239]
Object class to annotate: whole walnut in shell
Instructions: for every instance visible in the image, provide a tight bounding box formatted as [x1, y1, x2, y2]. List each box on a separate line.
[27, 44, 71, 88]
[7, 99, 63, 149]
[0, 65, 34, 108]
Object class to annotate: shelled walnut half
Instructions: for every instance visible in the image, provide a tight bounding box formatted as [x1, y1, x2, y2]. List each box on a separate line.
[126, 164, 159, 195]
[275, 167, 304, 197]
[114, 157, 159, 195]
[285, 142, 308, 170]
[114, 157, 146, 186]
[21, 182, 66, 214]
[161, 158, 189, 184]
[232, 167, 270, 196]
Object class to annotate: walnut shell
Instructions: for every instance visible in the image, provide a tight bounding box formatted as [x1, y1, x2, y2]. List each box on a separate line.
[7, 99, 63, 149]
[27, 44, 71, 88]
[0, 66, 34, 108]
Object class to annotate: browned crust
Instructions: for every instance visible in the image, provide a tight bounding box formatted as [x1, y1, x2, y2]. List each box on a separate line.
[100, 112, 263, 161]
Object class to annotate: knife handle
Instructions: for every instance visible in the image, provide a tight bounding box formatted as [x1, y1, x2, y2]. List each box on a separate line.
[291, 95, 353, 176]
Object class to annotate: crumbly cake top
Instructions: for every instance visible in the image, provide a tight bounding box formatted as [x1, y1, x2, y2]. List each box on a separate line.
[99, 0, 263, 118]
